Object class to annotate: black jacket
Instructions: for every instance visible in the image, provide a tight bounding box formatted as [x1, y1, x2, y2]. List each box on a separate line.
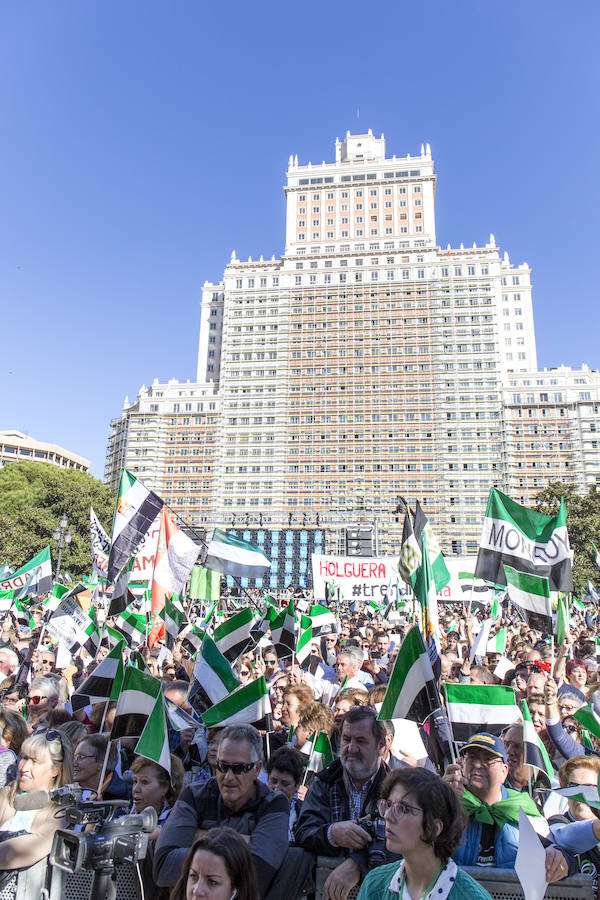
[295, 758, 395, 872]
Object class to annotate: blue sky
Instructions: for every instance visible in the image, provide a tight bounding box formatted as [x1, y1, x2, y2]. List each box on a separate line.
[1, 1, 598, 478]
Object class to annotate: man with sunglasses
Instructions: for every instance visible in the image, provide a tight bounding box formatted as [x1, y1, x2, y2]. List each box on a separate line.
[154, 723, 312, 900]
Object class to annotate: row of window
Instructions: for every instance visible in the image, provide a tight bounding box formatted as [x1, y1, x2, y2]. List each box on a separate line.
[295, 170, 422, 186]
[233, 263, 492, 289]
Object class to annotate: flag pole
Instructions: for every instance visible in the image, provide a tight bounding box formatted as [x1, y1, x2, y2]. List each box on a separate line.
[161, 502, 264, 617]
[301, 733, 317, 786]
[96, 738, 113, 799]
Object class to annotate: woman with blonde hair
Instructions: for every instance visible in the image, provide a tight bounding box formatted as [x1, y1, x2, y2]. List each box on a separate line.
[0, 729, 74, 886]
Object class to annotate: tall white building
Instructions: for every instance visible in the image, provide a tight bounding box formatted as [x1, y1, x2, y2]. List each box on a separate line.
[106, 131, 597, 567]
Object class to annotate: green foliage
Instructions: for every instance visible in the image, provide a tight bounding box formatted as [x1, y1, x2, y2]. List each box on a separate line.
[0, 462, 115, 578]
[535, 481, 600, 595]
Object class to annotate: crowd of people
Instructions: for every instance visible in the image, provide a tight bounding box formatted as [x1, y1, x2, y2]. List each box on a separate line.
[0, 587, 599, 899]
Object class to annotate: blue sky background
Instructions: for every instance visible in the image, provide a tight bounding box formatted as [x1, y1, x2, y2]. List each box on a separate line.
[1, 1, 598, 478]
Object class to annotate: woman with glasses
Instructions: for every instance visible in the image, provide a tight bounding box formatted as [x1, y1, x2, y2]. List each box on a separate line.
[545, 677, 600, 761]
[73, 733, 130, 801]
[0, 730, 73, 887]
[357, 768, 491, 900]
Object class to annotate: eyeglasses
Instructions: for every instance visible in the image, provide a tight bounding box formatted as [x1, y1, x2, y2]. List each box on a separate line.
[377, 798, 422, 819]
[26, 695, 48, 705]
[74, 753, 97, 763]
[215, 760, 257, 775]
[239, 669, 250, 676]
[463, 753, 504, 769]
[563, 725, 579, 735]
[566, 780, 596, 789]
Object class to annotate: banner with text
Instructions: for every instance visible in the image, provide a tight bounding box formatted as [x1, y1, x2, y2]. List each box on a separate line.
[312, 554, 497, 608]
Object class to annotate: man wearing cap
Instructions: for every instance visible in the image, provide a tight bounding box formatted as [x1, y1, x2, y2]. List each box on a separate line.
[443, 732, 575, 880]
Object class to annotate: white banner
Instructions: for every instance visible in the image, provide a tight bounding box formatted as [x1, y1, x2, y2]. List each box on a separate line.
[312, 554, 409, 605]
[46, 597, 91, 650]
[312, 554, 495, 607]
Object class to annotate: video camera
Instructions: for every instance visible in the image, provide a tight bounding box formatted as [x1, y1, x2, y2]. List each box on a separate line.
[48, 787, 158, 900]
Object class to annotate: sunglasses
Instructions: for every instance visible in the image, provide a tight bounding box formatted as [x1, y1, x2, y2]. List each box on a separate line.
[563, 725, 579, 735]
[215, 760, 257, 775]
[26, 695, 48, 705]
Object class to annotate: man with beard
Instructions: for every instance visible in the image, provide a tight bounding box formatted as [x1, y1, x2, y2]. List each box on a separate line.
[295, 706, 392, 900]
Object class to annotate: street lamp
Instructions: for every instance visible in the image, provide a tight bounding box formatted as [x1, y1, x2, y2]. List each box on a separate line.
[52, 514, 72, 582]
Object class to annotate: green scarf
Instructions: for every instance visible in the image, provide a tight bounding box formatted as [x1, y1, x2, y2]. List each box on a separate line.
[461, 787, 541, 831]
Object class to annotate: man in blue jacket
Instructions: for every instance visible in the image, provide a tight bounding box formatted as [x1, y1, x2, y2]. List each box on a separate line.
[444, 732, 573, 880]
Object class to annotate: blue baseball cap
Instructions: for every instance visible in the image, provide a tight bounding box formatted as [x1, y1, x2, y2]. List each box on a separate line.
[459, 732, 507, 763]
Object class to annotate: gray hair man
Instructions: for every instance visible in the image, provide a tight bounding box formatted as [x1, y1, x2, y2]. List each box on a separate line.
[296, 705, 391, 900]
[334, 646, 374, 690]
[154, 723, 312, 899]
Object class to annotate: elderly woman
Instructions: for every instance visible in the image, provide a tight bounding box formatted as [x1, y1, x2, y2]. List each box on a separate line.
[358, 768, 491, 900]
[0, 730, 73, 885]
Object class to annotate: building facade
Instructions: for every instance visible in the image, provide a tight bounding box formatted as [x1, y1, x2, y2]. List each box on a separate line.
[0, 430, 89, 472]
[105, 132, 599, 570]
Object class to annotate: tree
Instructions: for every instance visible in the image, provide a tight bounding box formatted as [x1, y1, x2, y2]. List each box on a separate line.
[0, 462, 115, 578]
[535, 481, 600, 596]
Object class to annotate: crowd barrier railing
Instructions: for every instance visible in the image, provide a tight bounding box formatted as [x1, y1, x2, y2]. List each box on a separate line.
[314, 855, 595, 900]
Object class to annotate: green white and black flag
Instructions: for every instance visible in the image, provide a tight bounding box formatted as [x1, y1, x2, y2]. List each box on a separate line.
[592, 542, 600, 572]
[296, 616, 313, 665]
[522, 699, 553, 782]
[73, 641, 125, 701]
[397, 513, 421, 585]
[110, 667, 162, 740]
[181, 624, 205, 658]
[213, 607, 255, 662]
[107, 469, 163, 585]
[504, 565, 551, 632]
[270, 600, 295, 659]
[378, 626, 440, 724]
[90, 506, 110, 579]
[113, 608, 147, 648]
[188, 633, 241, 715]
[443, 683, 521, 743]
[108, 555, 136, 618]
[163, 594, 187, 649]
[189, 566, 220, 602]
[135, 694, 171, 776]
[0, 546, 53, 596]
[202, 675, 271, 729]
[475, 487, 573, 592]
[204, 529, 271, 580]
[308, 604, 337, 636]
[413, 502, 450, 593]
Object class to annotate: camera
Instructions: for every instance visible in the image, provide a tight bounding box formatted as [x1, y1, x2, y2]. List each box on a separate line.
[50, 796, 158, 900]
[358, 814, 387, 869]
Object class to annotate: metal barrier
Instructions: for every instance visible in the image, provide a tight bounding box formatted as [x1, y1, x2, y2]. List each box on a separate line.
[315, 856, 595, 900]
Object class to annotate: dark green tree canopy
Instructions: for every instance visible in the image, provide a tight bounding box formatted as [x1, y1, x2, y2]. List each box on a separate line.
[0, 462, 115, 578]
[535, 481, 600, 595]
